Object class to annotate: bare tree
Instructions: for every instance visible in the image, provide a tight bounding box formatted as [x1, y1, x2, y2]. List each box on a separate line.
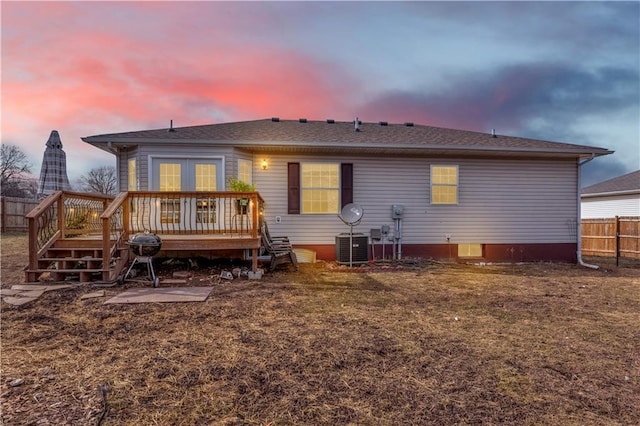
[1, 144, 32, 196]
[79, 166, 117, 195]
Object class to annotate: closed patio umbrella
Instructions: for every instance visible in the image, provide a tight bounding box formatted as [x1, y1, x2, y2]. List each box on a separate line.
[37, 130, 71, 198]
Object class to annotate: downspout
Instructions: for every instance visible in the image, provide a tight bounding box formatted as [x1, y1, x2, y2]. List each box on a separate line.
[577, 155, 599, 269]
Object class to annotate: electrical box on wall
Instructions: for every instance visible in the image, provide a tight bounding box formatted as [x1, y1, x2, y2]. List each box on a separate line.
[391, 204, 404, 219]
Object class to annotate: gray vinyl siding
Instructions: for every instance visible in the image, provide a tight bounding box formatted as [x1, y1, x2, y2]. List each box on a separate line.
[120, 145, 579, 245]
[255, 155, 579, 245]
[117, 149, 129, 192]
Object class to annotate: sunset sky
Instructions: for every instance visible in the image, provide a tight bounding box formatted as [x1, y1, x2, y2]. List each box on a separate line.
[2, 1, 639, 187]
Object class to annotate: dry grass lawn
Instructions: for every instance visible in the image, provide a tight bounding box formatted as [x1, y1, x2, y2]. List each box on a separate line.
[1, 232, 639, 425]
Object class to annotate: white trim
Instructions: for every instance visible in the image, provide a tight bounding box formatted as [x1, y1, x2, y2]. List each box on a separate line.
[430, 164, 459, 205]
[148, 155, 225, 191]
[238, 158, 253, 184]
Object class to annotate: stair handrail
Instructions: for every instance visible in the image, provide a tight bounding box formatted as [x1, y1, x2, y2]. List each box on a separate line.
[25, 191, 64, 271]
[26, 190, 116, 276]
[100, 191, 129, 281]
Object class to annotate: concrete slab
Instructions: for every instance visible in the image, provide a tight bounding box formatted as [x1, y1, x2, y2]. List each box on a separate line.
[159, 279, 188, 285]
[3, 297, 38, 306]
[0, 289, 23, 296]
[11, 284, 73, 292]
[16, 290, 45, 298]
[104, 287, 213, 304]
[80, 290, 105, 300]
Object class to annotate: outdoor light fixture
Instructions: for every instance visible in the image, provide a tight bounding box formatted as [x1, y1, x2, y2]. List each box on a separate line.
[261, 159, 268, 170]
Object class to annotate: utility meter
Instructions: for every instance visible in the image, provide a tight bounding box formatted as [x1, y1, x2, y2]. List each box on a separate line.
[391, 204, 404, 219]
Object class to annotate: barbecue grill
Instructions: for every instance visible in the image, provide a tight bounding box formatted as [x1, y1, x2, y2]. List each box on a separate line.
[123, 231, 162, 287]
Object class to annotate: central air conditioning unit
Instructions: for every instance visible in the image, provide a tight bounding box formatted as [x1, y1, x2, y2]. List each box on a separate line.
[335, 233, 369, 264]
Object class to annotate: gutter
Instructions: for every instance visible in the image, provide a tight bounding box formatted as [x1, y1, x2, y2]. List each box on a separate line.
[582, 189, 640, 198]
[577, 155, 600, 269]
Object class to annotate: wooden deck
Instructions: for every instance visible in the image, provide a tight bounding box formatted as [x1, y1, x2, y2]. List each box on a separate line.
[25, 190, 265, 283]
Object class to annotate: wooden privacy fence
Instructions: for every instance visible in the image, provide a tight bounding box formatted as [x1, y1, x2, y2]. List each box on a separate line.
[1, 196, 40, 232]
[581, 216, 640, 260]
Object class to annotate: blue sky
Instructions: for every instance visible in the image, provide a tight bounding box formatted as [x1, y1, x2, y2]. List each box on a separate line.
[2, 1, 639, 187]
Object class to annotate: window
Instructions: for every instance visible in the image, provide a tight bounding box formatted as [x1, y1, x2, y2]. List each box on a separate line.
[195, 164, 217, 223]
[128, 158, 137, 191]
[195, 164, 216, 191]
[159, 163, 181, 192]
[196, 198, 216, 223]
[160, 198, 180, 224]
[458, 243, 483, 258]
[431, 165, 458, 204]
[159, 163, 181, 223]
[301, 163, 340, 213]
[238, 159, 252, 185]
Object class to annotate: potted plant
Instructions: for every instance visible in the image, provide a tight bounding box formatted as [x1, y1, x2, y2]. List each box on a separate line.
[227, 177, 256, 215]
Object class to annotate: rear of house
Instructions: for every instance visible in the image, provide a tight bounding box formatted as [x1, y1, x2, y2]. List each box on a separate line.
[83, 118, 612, 263]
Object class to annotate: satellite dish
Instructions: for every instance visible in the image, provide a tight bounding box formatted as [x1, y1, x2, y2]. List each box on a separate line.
[338, 203, 364, 267]
[339, 203, 364, 226]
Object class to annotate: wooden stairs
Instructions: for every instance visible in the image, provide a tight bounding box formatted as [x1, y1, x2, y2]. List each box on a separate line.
[25, 238, 130, 284]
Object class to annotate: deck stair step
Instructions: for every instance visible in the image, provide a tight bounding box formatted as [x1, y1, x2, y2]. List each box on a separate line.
[45, 248, 103, 258]
[26, 242, 129, 284]
[37, 257, 104, 270]
[27, 268, 106, 283]
[28, 268, 107, 274]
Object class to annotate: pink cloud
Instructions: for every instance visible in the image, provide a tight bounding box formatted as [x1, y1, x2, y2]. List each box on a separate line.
[2, 1, 363, 181]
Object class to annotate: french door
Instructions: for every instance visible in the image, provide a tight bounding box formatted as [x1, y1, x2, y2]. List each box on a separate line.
[147, 157, 224, 231]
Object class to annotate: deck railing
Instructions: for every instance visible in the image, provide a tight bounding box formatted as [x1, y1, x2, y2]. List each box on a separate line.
[27, 190, 264, 281]
[25, 191, 114, 273]
[99, 191, 265, 279]
[120, 191, 264, 236]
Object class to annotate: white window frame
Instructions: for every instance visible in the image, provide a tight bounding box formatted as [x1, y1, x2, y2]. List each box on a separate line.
[301, 162, 340, 214]
[430, 164, 459, 205]
[458, 243, 483, 258]
[238, 159, 252, 185]
[128, 158, 137, 191]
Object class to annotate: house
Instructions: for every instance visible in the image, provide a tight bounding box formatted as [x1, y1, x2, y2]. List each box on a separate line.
[79, 117, 612, 265]
[581, 170, 640, 219]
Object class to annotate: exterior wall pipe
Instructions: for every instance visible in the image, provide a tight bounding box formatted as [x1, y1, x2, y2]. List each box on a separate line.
[577, 155, 600, 269]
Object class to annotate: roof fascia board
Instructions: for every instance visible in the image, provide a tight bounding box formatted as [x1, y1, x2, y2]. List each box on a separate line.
[82, 137, 612, 158]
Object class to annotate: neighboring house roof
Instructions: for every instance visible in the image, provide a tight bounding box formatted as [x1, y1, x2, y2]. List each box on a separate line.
[82, 118, 613, 159]
[582, 170, 640, 197]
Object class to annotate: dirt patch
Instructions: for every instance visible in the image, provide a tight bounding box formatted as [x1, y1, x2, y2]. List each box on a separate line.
[2, 232, 639, 425]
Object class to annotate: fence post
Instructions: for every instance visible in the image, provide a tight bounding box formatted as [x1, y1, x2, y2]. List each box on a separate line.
[615, 216, 620, 267]
[1, 196, 6, 233]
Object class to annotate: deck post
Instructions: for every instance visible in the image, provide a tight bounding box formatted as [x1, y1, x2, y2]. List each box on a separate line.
[102, 215, 111, 282]
[27, 215, 38, 280]
[57, 193, 65, 238]
[252, 248, 258, 272]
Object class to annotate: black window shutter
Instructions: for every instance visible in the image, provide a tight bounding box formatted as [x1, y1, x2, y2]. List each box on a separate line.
[287, 163, 300, 214]
[341, 163, 353, 207]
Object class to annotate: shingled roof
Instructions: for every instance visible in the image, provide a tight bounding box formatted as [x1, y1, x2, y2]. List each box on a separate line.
[582, 170, 640, 196]
[83, 118, 612, 159]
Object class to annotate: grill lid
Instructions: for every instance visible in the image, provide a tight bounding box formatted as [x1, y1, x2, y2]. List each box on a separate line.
[128, 231, 162, 246]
